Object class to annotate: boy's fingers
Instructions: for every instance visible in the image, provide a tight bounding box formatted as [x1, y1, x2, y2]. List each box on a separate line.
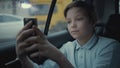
[17, 21, 33, 37]
[33, 26, 45, 38]
[16, 29, 34, 43]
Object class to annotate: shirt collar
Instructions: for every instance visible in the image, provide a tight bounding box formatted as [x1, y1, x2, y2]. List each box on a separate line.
[74, 33, 99, 50]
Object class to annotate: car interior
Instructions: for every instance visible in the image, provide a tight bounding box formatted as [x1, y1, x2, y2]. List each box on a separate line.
[0, 0, 120, 68]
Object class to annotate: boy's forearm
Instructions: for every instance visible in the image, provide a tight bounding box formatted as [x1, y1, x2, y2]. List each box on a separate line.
[20, 57, 35, 68]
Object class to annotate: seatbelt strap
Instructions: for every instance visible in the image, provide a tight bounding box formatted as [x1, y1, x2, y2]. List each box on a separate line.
[44, 0, 57, 35]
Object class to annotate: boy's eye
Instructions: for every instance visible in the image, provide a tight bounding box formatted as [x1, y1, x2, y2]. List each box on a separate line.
[67, 21, 71, 24]
[76, 17, 84, 21]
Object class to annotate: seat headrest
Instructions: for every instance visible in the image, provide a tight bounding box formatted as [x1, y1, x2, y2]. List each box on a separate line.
[105, 14, 120, 41]
[107, 14, 120, 26]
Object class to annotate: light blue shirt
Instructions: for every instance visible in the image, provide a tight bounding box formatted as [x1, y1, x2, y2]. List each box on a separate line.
[33, 34, 120, 68]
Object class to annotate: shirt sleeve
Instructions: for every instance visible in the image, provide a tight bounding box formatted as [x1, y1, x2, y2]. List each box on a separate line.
[93, 41, 120, 68]
[32, 42, 70, 68]
[110, 41, 120, 68]
[60, 41, 73, 57]
[33, 59, 59, 68]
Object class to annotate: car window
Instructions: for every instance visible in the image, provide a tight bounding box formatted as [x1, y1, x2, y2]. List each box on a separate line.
[0, 0, 72, 40]
[48, 0, 72, 34]
[2, 15, 21, 22]
[29, 4, 57, 16]
[0, 16, 3, 22]
[28, 0, 72, 35]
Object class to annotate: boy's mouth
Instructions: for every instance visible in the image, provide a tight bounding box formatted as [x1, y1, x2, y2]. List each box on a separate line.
[71, 30, 79, 33]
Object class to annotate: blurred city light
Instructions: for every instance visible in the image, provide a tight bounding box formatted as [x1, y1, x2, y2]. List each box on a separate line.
[21, 3, 32, 9]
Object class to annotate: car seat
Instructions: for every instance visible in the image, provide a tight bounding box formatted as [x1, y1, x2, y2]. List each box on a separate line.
[104, 14, 120, 41]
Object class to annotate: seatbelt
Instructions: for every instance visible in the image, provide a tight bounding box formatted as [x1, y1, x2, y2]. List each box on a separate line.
[44, 0, 57, 35]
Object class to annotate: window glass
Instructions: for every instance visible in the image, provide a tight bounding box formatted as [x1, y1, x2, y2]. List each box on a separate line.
[0, 16, 3, 22]
[2, 15, 21, 22]
[29, 4, 57, 16]
[48, 0, 72, 34]
[0, 0, 72, 41]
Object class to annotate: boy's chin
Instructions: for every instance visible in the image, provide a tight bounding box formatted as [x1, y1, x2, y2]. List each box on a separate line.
[71, 35, 86, 41]
[71, 35, 80, 39]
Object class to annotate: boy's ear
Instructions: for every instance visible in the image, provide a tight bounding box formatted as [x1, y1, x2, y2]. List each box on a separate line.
[90, 19, 96, 27]
[92, 23, 96, 27]
[89, 21, 96, 28]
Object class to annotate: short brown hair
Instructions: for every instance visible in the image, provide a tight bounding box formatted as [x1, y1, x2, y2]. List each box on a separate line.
[64, 0, 97, 24]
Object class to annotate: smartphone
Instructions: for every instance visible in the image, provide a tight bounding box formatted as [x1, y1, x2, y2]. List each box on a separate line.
[24, 18, 47, 64]
[24, 18, 37, 36]
[24, 18, 37, 28]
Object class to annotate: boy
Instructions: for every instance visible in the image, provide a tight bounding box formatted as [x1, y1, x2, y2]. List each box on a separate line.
[16, 1, 120, 68]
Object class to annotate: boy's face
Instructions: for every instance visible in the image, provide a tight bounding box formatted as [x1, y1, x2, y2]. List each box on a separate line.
[66, 7, 94, 40]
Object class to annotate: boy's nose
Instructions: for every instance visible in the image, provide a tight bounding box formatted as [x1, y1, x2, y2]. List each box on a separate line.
[71, 21, 77, 28]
